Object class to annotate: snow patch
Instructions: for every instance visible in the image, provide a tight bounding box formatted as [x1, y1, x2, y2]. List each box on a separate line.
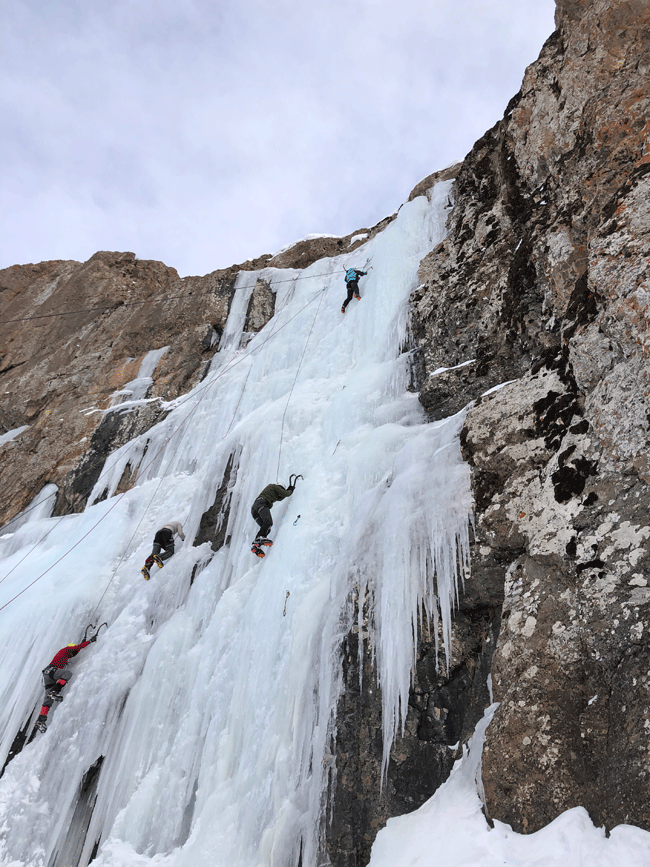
[0, 425, 29, 447]
[429, 359, 476, 377]
[368, 704, 650, 867]
[482, 379, 518, 396]
[349, 233, 369, 245]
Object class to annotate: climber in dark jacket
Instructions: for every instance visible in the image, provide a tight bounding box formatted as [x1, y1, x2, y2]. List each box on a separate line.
[341, 267, 367, 313]
[35, 638, 97, 733]
[250, 477, 301, 556]
[142, 520, 186, 579]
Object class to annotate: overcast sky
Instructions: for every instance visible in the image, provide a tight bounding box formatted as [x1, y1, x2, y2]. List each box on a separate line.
[2, 0, 556, 277]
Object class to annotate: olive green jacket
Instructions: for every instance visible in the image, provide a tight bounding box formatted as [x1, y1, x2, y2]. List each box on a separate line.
[258, 483, 293, 506]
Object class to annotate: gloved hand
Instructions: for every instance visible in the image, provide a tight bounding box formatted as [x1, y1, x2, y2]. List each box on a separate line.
[89, 634, 98, 643]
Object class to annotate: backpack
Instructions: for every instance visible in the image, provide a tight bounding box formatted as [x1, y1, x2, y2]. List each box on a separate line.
[345, 269, 359, 283]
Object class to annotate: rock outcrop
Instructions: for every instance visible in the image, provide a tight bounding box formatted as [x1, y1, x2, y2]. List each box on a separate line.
[0, 215, 400, 531]
[408, 0, 650, 837]
[325, 0, 649, 860]
[0, 251, 250, 526]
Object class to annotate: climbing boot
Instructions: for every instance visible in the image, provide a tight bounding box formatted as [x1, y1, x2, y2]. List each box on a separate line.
[35, 718, 47, 734]
[251, 543, 265, 558]
[354, 293, 361, 300]
[153, 555, 164, 569]
[142, 566, 151, 580]
[258, 538, 273, 547]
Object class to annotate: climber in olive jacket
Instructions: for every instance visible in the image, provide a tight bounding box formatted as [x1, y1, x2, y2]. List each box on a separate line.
[250, 482, 294, 545]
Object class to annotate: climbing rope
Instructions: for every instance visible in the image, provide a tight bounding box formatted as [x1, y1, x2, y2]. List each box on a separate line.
[0, 432, 158, 587]
[90, 417, 189, 618]
[1, 282, 328, 538]
[276, 286, 327, 482]
[0, 270, 335, 325]
[91, 286, 325, 613]
[2, 283, 327, 536]
[0, 284, 329, 614]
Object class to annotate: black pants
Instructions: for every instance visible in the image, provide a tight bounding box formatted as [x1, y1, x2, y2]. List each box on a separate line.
[251, 497, 273, 540]
[342, 281, 361, 310]
[148, 528, 175, 565]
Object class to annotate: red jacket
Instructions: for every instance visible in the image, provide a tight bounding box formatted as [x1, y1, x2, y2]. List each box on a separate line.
[49, 641, 91, 669]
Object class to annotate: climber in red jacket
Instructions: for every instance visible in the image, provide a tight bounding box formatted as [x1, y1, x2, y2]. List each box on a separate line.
[34, 638, 97, 733]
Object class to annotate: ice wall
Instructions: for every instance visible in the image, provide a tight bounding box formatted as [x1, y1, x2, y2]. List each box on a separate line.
[0, 181, 472, 867]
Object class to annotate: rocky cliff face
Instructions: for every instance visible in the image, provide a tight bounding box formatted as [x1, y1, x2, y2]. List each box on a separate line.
[327, 0, 649, 860]
[0, 219, 383, 529]
[1, 0, 648, 861]
[0, 252, 242, 526]
[409, 0, 650, 838]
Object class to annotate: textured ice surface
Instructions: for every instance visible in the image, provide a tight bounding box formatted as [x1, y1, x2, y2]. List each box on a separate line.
[0, 483, 58, 536]
[0, 183, 473, 867]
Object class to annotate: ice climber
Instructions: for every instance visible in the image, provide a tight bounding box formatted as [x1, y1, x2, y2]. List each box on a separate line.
[142, 520, 186, 579]
[341, 267, 367, 313]
[35, 637, 98, 733]
[250, 475, 302, 557]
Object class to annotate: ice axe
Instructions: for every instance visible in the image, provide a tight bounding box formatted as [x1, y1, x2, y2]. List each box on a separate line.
[83, 622, 108, 642]
[288, 474, 303, 488]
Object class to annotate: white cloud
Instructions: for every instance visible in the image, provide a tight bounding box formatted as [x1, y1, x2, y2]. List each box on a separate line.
[0, 0, 556, 276]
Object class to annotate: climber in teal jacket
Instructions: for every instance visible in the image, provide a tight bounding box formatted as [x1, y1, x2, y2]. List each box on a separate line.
[341, 267, 367, 313]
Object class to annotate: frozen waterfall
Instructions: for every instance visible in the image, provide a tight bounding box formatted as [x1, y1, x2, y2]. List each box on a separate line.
[0, 181, 473, 867]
